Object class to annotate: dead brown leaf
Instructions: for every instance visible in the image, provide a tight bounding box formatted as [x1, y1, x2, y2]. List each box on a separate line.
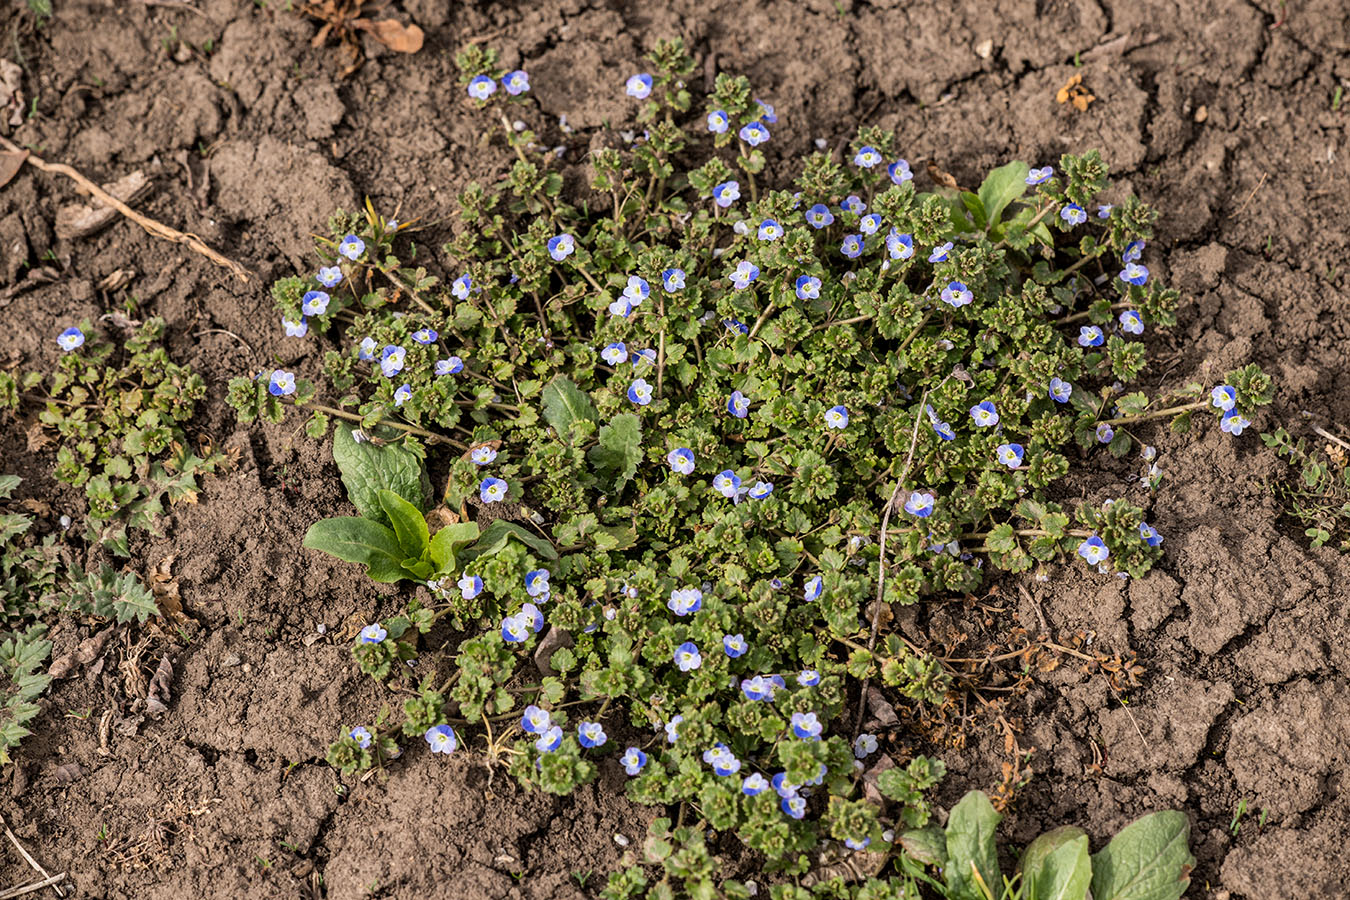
[51, 762, 83, 785]
[55, 170, 152, 240]
[149, 556, 185, 624]
[24, 421, 52, 453]
[0, 149, 27, 190]
[48, 629, 113, 680]
[352, 18, 424, 53]
[145, 654, 174, 718]
[926, 159, 962, 191]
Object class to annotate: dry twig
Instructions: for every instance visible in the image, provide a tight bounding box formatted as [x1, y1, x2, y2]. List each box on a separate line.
[0, 813, 63, 898]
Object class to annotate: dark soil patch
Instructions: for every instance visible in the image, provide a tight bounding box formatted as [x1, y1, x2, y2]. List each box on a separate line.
[0, 0, 1347, 897]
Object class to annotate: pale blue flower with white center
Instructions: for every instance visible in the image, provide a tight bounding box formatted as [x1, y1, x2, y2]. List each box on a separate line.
[1119, 263, 1149, 286]
[627, 378, 654, 406]
[503, 70, 530, 95]
[971, 401, 999, 428]
[707, 109, 730, 133]
[1078, 325, 1105, 347]
[996, 443, 1024, 469]
[859, 213, 882, 235]
[748, 481, 773, 500]
[521, 705, 552, 735]
[739, 120, 770, 146]
[723, 634, 747, 658]
[674, 641, 702, 672]
[458, 571, 483, 600]
[536, 725, 562, 752]
[435, 357, 464, 376]
[1098, 204, 1114, 218]
[1096, 422, 1114, 443]
[547, 233, 575, 261]
[845, 837, 871, 851]
[609, 298, 634, 318]
[425, 724, 457, 754]
[662, 268, 686, 291]
[1211, 385, 1237, 411]
[1077, 535, 1109, 565]
[854, 733, 878, 759]
[620, 746, 647, 776]
[904, 491, 935, 518]
[471, 445, 497, 466]
[703, 743, 741, 776]
[932, 420, 956, 441]
[622, 275, 650, 306]
[842, 195, 865, 215]
[853, 145, 881, 167]
[358, 336, 376, 360]
[467, 75, 496, 100]
[929, 241, 953, 263]
[1122, 240, 1145, 263]
[411, 328, 438, 345]
[1221, 410, 1251, 435]
[795, 275, 821, 300]
[742, 773, 770, 796]
[667, 447, 695, 474]
[728, 390, 750, 418]
[1049, 377, 1072, 403]
[338, 234, 365, 260]
[480, 477, 507, 504]
[773, 772, 799, 798]
[1026, 166, 1053, 185]
[888, 159, 913, 184]
[668, 587, 703, 616]
[359, 624, 386, 644]
[798, 669, 820, 686]
[729, 260, 760, 290]
[625, 73, 652, 99]
[317, 266, 343, 287]
[525, 569, 550, 598]
[941, 281, 974, 308]
[632, 347, 657, 367]
[501, 613, 530, 643]
[755, 98, 777, 122]
[283, 316, 308, 338]
[1061, 204, 1087, 226]
[268, 370, 296, 397]
[601, 342, 628, 366]
[522, 602, 544, 633]
[452, 274, 472, 299]
[301, 290, 330, 316]
[350, 726, 372, 749]
[886, 230, 914, 260]
[791, 712, 822, 740]
[804, 575, 823, 602]
[741, 674, 785, 701]
[712, 180, 740, 207]
[806, 204, 834, 228]
[665, 715, 683, 744]
[393, 383, 412, 406]
[380, 344, 406, 377]
[1139, 522, 1164, 548]
[758, 219, 783, 241]
[723, 319, 749, 340]
[841, 234, 863, 259]
[1119, 310, 1144, 335]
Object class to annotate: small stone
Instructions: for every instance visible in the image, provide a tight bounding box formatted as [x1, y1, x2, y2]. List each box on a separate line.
[221, 653, 242, 668]
[975, 38, 993, 59]
[1194, 104, 1208, 123]
[613, 833, 630, 847]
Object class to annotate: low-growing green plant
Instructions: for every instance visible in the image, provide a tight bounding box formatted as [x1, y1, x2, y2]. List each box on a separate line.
[229, 39, 1262, 890]
[1261, 426, 1350, 550]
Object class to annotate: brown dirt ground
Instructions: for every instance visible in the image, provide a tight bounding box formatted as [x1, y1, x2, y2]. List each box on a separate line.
[0, 0, 1348, 897]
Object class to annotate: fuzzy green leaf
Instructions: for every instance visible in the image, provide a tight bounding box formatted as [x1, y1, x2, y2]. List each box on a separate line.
[588, 413, 643, 490]
[303, 516, 407, 582]
[540, 376, 598, 445]
[429, 522, 481, 572]
[377, 489, 430, 561]
[945, 790, 1002, 900]
[1090, 810, 1194, 900]
[979, 160, 1030, 230]
[332, 422, 426, 528]
[1022, 826, 1092, 900]
[464, 519, 559, 562]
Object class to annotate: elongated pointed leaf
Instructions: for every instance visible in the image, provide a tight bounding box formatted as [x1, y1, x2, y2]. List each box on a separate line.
[463, 519, 559, 562]
[1090, 811, 1194, 900]
[377, 489, 430, 561]
[303, 516, 406, 582]
[1022, 826, 1092, 900]
[979, 160, 1030, 230]
[429, 522, 480, 571]
[945, 791, 1002, 900]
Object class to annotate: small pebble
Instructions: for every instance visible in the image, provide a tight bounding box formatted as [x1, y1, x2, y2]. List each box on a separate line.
[613, 833, 629, 847]
[222, 653, 242, 668]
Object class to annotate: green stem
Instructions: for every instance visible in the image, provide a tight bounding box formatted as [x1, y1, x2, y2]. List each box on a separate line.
[298, 402, 468, 451]
[1099, 399, 1207, 427]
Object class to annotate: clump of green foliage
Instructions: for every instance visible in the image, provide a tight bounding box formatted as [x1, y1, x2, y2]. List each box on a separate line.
[227, 39, 1262, 892]
[1262, 426, 1350, 550]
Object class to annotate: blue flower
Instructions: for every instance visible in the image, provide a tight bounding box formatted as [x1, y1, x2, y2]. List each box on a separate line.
[996, 443, 1024, 468]
[359, 624, 386, 644]
[970, 401, 999, 428]
[525, 569, 550, 598]
[1096, 422, 1114, 443]
[1098, 204, 1114, 218]
[1077, 536, 1109, 565]
[411, 328, 438, 344]
[941, 281, 974, 308]
[1061, 204, 1087, 225]
[904, 491, 935, 518]
[739, 120, 770, 146]
[888, 159, 913, 184]
[707, 109, 730, 133]
[358, 336, 376, 360]
[662, 268, 686, 291]
[713, 469, 741, 498]
[703, 743, 741, 776]
[1211, 385, 1237, 411]
[792, 711, 823, 740]
[627, 378, 654, 406]
[859, 213, 883, 236]
[742, 773, 770, 796]
[536, 725, 563, 752]
[1139, 522, 1164, 548]
[503, 70, 530, 95]
[723, 633, 747, 658]
[452, 273, 472, 299]
[825, 405, 849, 430]
[425, 724, 457, 754]
[798, 669, 820, 686]
[633, 347, 655, 366]
[724, 318, 749, 335]
[268, 370, 296, 397]
[854, 733, 878, 758]
[712, 180, 740, 207]
[795, 275, 822, 300]
[757, 219, 783, 241]
[283, 316, 308, 338]
[853, 145, 881, 167]
[501, 613, 531, 643]
[755, 98, 777, 122]
[338, 234, 365, 260]
[625, 73, 652, 99]
[667, 447, 695, 474]
[458, 571, 483, 599]
[480, 477, 508, 504]
[1119, 310, 1144, 335]
[380, 344, 406, 377]
[1122, 240, 1145, 263]
[804, 575, 823, 602]
[577, 721, 607, 748]
[845, 837, 872, 851]
[521, 705, 552, 735]
[1119, 263, 1149, 286]
[1026, 166, 1053, 185]
[602, 342, 628, 365]
[729, 260, 760, 290]
[841, 234, 863, 259]
[620, 746, 648, 776]
[748, 481, 774, 500]
[301, 290, 330, 316]
[928, 241, 953, 263]
[841, 195, 865, 215]
[317, 266, 343, 287]
[435, 356, 464, 376]
[523, 603, 545, 633]
[1049, 377, 1072, 403]
[623, 275, 650, 306]
[467, 75, 496, 100]
[664, 715, 683, 744]
[668, 587, 703, 616]
[1078, 325, 1105, 347]
[932, 420, 956, 441]
[728, 390, 750, 418]
[393, 383, 412, 406]
[806, 204, 835, 228]
[547, 233, 575, 261]
[674, 642, 703, 675]
[741, 674, 785, 701]
[470, 445, 497, 466]
[772, 772, 799, 798]
[350, 726, 372, 749]
[1221, 410, 1251, 435]
[886, 230, 914, 260]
